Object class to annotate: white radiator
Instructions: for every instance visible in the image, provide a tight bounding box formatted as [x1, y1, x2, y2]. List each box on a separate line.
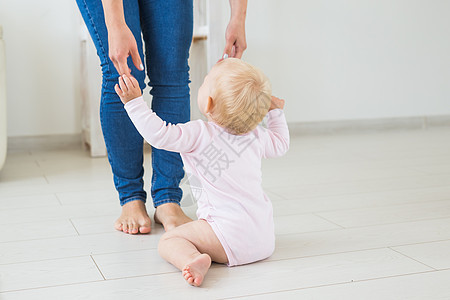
[0, 25, 6, 170]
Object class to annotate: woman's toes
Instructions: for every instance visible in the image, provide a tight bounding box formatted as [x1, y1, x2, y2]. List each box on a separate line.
[128, 222, 137, 234]
[115, 200, 152, 235]
[114, 222, 123, 231]
[128, 222, 136, 234]
[122, 223, 129, 233]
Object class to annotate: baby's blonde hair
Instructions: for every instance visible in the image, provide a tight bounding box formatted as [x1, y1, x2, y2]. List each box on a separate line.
[209, 58, 271, 135]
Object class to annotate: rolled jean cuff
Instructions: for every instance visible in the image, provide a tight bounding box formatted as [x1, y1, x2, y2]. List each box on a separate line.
[121, 197, 146, 206]
[153, 199, 181, 208]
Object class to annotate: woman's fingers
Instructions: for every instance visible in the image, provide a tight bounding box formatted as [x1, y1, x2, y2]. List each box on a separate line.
[122, 74, 135, 89]
[224, 19, 247, 58]
[112, 56, 131, 77]
[234, 42, 246, 59]
[130, 47, 144, 71]
[118, 76, 128, 93]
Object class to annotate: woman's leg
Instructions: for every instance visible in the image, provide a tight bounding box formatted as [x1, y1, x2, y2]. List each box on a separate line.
[139, 0, 194, 230]
[76, 0, 151, 234]
[158, 220, 228, 287]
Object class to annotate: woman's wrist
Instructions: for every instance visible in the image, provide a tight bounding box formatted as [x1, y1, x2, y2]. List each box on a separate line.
[229, 15, 246, 26]
[229, 0, 247, 22]
[105, 18, 127, 30]
[102, 0, 126, 29]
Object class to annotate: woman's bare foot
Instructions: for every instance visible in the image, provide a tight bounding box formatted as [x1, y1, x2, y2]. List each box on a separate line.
[114, 200, 152, 234]
[154, 203, 193, 231]
[182, 254, 211, 287]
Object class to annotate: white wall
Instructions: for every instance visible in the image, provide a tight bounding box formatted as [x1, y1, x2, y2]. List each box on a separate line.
[244, 0, 450, 122]
[0, 0, 81, 137]
[1, 0, 450, 138]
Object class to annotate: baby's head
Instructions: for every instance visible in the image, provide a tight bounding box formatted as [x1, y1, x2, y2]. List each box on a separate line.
[197, 58, 271, 135]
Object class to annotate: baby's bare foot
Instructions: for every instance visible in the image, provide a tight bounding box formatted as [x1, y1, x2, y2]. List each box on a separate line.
[182, 254, 211, 287]
[154, 203, 193, 231]
[114, 200, 152, 234]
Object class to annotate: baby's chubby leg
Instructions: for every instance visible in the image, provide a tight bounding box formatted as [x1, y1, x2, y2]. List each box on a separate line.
[158, 219, 228, 287]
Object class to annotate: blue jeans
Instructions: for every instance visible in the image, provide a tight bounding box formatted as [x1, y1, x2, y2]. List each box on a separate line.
[76, 0, 193, 207]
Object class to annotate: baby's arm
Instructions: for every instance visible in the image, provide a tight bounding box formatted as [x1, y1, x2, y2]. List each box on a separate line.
[115, 74, 203, 153]
[259, 96, 290, 158]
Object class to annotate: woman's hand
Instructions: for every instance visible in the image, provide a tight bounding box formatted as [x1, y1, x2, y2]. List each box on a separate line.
[224, 18, 247, 59]
[115, 74, 142, 104]
[223, 0, 248, 59]
[101, 0, 143, 76]
[108, 24, 144, 77]
[269, 96, 285, 111]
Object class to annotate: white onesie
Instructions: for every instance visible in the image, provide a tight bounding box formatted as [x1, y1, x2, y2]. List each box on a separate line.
[125, 96, 290, 266]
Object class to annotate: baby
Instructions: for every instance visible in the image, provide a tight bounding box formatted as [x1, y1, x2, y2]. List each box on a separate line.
[115, 58, 289, 287]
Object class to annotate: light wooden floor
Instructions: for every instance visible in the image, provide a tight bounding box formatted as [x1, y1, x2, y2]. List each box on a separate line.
[1, 128, 450, 299]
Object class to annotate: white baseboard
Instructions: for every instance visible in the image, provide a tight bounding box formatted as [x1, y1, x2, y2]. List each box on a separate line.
[7, 134, 83, 153]
[424, 115, 450, 128]
[289, 115, 450, 135]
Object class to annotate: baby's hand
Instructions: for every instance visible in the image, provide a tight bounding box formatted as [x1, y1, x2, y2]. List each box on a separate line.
[114, 74, 142, 104]
[269, 96, 285, 111]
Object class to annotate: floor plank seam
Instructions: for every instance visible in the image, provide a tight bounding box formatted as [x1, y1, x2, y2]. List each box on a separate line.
[0, 279, 107, 295]
[0, 264, 446, 296]
[220, 269, 443, 299]
[340, 215, 450, 229]
[275, 215, 450, 231]
[264, 243, 448, 264]
[0, 254, 99, 266]
[311, 212, 346, 229]
[0, 269, 184, 294]
[54, 193, 64, 206]
[388, 247, 437, 271]
[34, 159, 41, 168]
[267, 178, 450, 200]
[2, 236, 449, 268]
[1, 214, 449, 247]
[0, 233, 80, 245]
[90, 255, 106, 280]
[275, 227, 344, 236]
[272, 194, 450, 215]
[264, 189, 289, 200]
[69, 218, 81, 236]
[389, 237, 450, 248]
[43, 175, 50, 184]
